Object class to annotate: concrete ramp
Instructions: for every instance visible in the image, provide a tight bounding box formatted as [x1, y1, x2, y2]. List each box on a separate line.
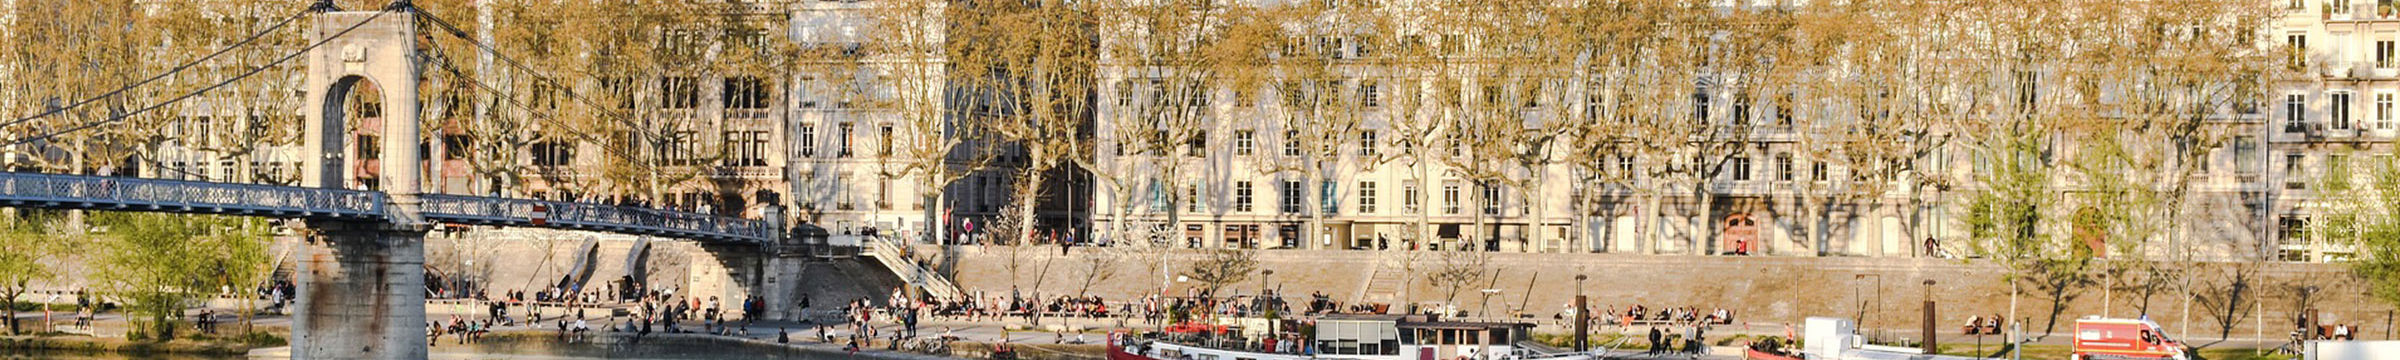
[623, 236, 651, 284]
[557, 237, 600, 293]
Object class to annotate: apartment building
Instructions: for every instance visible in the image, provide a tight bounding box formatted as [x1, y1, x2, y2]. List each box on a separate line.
[2269, 0, 2400, 262]
[1086, 0, 2281, 260]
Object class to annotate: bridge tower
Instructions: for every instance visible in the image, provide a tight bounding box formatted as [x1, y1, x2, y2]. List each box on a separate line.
[295, 3, 430, 359]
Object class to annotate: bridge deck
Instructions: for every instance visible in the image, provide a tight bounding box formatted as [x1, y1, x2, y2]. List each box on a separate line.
[0, 172, 773, 244]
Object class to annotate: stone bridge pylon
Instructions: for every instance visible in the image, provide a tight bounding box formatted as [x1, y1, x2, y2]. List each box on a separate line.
[293, 5, 429, 359]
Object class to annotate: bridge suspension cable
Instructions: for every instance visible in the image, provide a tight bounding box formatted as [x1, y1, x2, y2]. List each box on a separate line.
[0, 8, 312, 132]
[411, 8, 670, 149]
[419, 45, 657, 171]
[4, 11, 392, 148]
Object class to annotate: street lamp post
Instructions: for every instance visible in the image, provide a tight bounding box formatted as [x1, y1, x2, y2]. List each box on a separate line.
[1575, 274, 1589, 352]
[1261, 269, 1275, 299]
[1262, 269, 1277, 334]
[1922, 279, 1938, 354]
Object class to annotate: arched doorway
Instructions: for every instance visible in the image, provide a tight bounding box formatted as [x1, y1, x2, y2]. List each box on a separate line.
[2072, 206, 2106, 259]
[1722, 213, 1758, 255]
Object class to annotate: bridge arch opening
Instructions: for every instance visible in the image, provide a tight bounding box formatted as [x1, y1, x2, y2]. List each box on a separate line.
[320, 75, 389, 191]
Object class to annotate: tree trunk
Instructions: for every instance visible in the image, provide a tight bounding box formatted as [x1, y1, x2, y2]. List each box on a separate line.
[1015, 169, 1047, 246]
[1308, 169, 1324, 250]
[1641, 193, 1661, 254]
[1529, 168, 1548, 253]
[1694, 182, 1714, 255]
[3, 288, 18, 335]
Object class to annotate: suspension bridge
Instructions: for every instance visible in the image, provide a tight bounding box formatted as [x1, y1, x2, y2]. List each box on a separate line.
[0, 2, 893, 358]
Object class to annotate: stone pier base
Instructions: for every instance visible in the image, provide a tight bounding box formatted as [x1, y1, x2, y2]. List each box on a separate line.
[294, 221, 428, 359]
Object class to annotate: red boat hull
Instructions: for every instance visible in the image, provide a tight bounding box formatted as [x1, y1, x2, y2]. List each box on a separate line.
[1745, 348, 1803, 360]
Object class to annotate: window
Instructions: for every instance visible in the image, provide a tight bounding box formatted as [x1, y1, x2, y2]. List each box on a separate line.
[1775, 153, 1794, 181]
[2381, 93, 2395, 130]
[1186, 84, 1210, 107]
[1481, 183, 1502, 215]
[601, 77, 638, 109]
[1523, 83, 1541, 108]
[1282, 181, 1305, 214]
[1235, 181, 1255, 212]
[1284, 130, 1303, 156]
[1403, 184, 1421, 214]
[1442, 182, 1461, 215]
[2334, 92, 2354, 130]
[665, 131, 702, 166]
[1235, 130, 1256, 155]
[2290, 34, 2309, 68]
[532, 141, 572, 167]
[837, 123, 854, 157]
[1731, 156, 1752, 181]
[1692, 92, 1711, 122]
[1812, 161, 1829, 182]
[1732, 93, 1752, 125]
[877, 124, 895, 157]
[723, 76, 772, 110]
[1115, 80, 1135, 109]
[1321, 180, 1339, 215]
[2287, 94, 2308, 132]
[724, 130, 769, 167]
[2331, 154, 2351, 179]
[2380, 40, 2396, 68]
[1148, 180, 1168, 212]
[442, 134, 472, 160]
[1773, 93, 1794, 127]
[1188, 185, 1204, 213]
[1358, 181, 1377, 214]
[662, 77, 701, 109]
[1188, 130, 1208, 157]
[798, 124, 817, 158]
[1361, 81, 1380, 107]
[797, 76, 818, 108]
[2288, 152, 2308, 190]
[1359, 131, 1379, 157]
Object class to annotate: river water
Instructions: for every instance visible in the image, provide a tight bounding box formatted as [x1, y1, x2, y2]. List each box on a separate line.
[0, 340, 950, 359]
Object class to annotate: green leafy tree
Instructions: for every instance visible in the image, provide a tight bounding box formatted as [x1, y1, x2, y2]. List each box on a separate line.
[2328, 152, 2400, 308]
[90, 213, 272, 340]
[0, 210, 69, 335]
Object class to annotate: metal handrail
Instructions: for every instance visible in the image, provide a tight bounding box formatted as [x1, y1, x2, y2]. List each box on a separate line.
[861, 237, 962, 301]
[0, 172, 772, 245]
[0, 171, 385, 217]
[419, 194, 775, 244]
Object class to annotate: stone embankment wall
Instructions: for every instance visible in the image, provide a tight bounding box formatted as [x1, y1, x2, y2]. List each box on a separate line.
[919, 245, 2392, 339]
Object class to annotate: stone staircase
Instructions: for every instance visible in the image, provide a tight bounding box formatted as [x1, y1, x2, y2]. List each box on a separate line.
[857, 236, 962, 302]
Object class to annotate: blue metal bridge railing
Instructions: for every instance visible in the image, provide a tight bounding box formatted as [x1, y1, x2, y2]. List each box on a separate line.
[0, 171, 385, 219]
[0, 172, 773, 244]
[419, 194, 774, 243]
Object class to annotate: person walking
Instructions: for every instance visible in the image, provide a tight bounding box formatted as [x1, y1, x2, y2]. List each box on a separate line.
[1646, 327, 1662, 355]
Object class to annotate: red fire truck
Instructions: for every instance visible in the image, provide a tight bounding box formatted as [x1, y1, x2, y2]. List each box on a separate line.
[2071, 316, 2189, 360]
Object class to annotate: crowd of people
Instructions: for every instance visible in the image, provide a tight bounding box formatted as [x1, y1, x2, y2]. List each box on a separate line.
[1587, 305, 1737, 327]
[428, 315, 494, 346]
